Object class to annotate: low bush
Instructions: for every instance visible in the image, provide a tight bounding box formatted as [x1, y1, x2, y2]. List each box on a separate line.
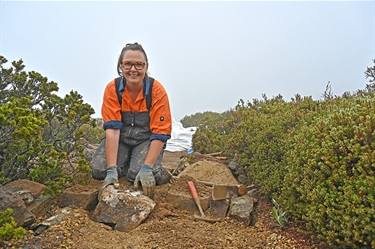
[0, 208, 26, 243]
[281, 95, 374, 248]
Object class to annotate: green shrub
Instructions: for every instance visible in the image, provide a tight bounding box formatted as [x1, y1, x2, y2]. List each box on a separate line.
[281, 95, 375, 248]
[0, 96, 48, 181]
[218, 95, 317, 198]
[192, 90, 374, 248]
[79, 122, 105, 145]
[28, 150, 70, 197]
[0, 208, 26, 243]
[192, 114, 229, 154]
[1, 55, 96, 192]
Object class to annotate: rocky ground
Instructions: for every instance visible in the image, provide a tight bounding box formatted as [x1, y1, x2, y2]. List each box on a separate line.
[2, 151, 326, 249]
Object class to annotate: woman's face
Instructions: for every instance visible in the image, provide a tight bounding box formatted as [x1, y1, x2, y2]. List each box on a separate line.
[121, 50, 148, 86]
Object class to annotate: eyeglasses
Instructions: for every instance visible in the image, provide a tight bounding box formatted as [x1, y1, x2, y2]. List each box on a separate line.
[121, 61, 146, 70]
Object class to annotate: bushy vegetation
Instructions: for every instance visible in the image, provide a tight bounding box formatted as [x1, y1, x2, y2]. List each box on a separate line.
[281, 95, 374, 248]
[0, 55, 104, 194]
[192, 60, 375, 248]
[180, 111, 230, 127]
[0, 208, 26, 243]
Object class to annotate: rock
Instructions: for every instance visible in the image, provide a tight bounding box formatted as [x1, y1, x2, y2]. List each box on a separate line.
[166, 191, 210, 213]
[92, 186, 156, 232]
[229, 195, 254, 226]
[237, 173, 249, 185]
[32, 206, 78, 235]
[0, 185, 36, 227]
[57, 184, 98, 211]
[228, 161, 239, 172]
[210, 199, 230, 219]
[4, 179, 47, 199]
[84, 143, 99, 161]
[247, 188, 259, 197]
[3, 179, 55, 222]
[11, 189, 34, 205]
[27, 195, 56, 219]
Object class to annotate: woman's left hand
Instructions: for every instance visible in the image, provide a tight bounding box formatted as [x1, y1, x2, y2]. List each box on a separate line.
[134, 164, 155, 198]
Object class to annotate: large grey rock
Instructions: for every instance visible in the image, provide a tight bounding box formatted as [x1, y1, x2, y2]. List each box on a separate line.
[0, 185, 35, 227]
[92, 186, 156, 232]
[229, 195, 254, 226]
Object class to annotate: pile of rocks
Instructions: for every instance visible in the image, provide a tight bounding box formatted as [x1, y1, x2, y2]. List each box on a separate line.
[1, 153, 258, 235]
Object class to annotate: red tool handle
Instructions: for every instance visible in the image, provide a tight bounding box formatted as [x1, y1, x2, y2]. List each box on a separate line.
[188, 181, 198, 199]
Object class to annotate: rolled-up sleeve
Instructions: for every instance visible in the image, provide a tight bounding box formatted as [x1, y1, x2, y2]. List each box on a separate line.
[150, 134, 171, 142]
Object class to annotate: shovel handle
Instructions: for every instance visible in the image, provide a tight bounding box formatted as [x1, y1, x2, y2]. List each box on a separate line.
[188, 181, 199, 199]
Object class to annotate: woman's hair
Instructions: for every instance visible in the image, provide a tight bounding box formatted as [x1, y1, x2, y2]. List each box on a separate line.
[117, 42, 149, 76]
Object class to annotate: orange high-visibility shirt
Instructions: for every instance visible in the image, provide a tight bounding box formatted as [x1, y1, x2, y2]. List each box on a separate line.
[101, 78, 172, 142]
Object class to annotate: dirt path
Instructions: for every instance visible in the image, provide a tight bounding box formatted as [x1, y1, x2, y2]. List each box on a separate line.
[3, 151, 325, 249]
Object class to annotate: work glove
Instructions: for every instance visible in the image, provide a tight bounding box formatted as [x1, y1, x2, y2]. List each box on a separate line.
[100, 166, 119, 190]
[134, 164, 155, 198]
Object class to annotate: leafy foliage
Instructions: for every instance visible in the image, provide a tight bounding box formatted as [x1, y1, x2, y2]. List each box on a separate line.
[29, 149, 70, 197]
[271, 198, 289, 227]
[364, 58, 375, 91]
[281, 95, 375, 248]
[191, 59, 375, 248]
[0, 208, 26, 243]
[180, 111, 229, 127]
[79, 121, 105, 145]
[192, 112, 230, 154]
[0, 96, 47, 181]
[193, 94, 318, 198]
[0, 55, 97, 195]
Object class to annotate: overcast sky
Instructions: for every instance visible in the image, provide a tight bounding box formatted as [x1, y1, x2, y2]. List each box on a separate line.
[1, 1, 374, 121]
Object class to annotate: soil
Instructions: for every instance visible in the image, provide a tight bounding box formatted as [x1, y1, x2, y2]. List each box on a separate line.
[3, 151, 327, 249]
